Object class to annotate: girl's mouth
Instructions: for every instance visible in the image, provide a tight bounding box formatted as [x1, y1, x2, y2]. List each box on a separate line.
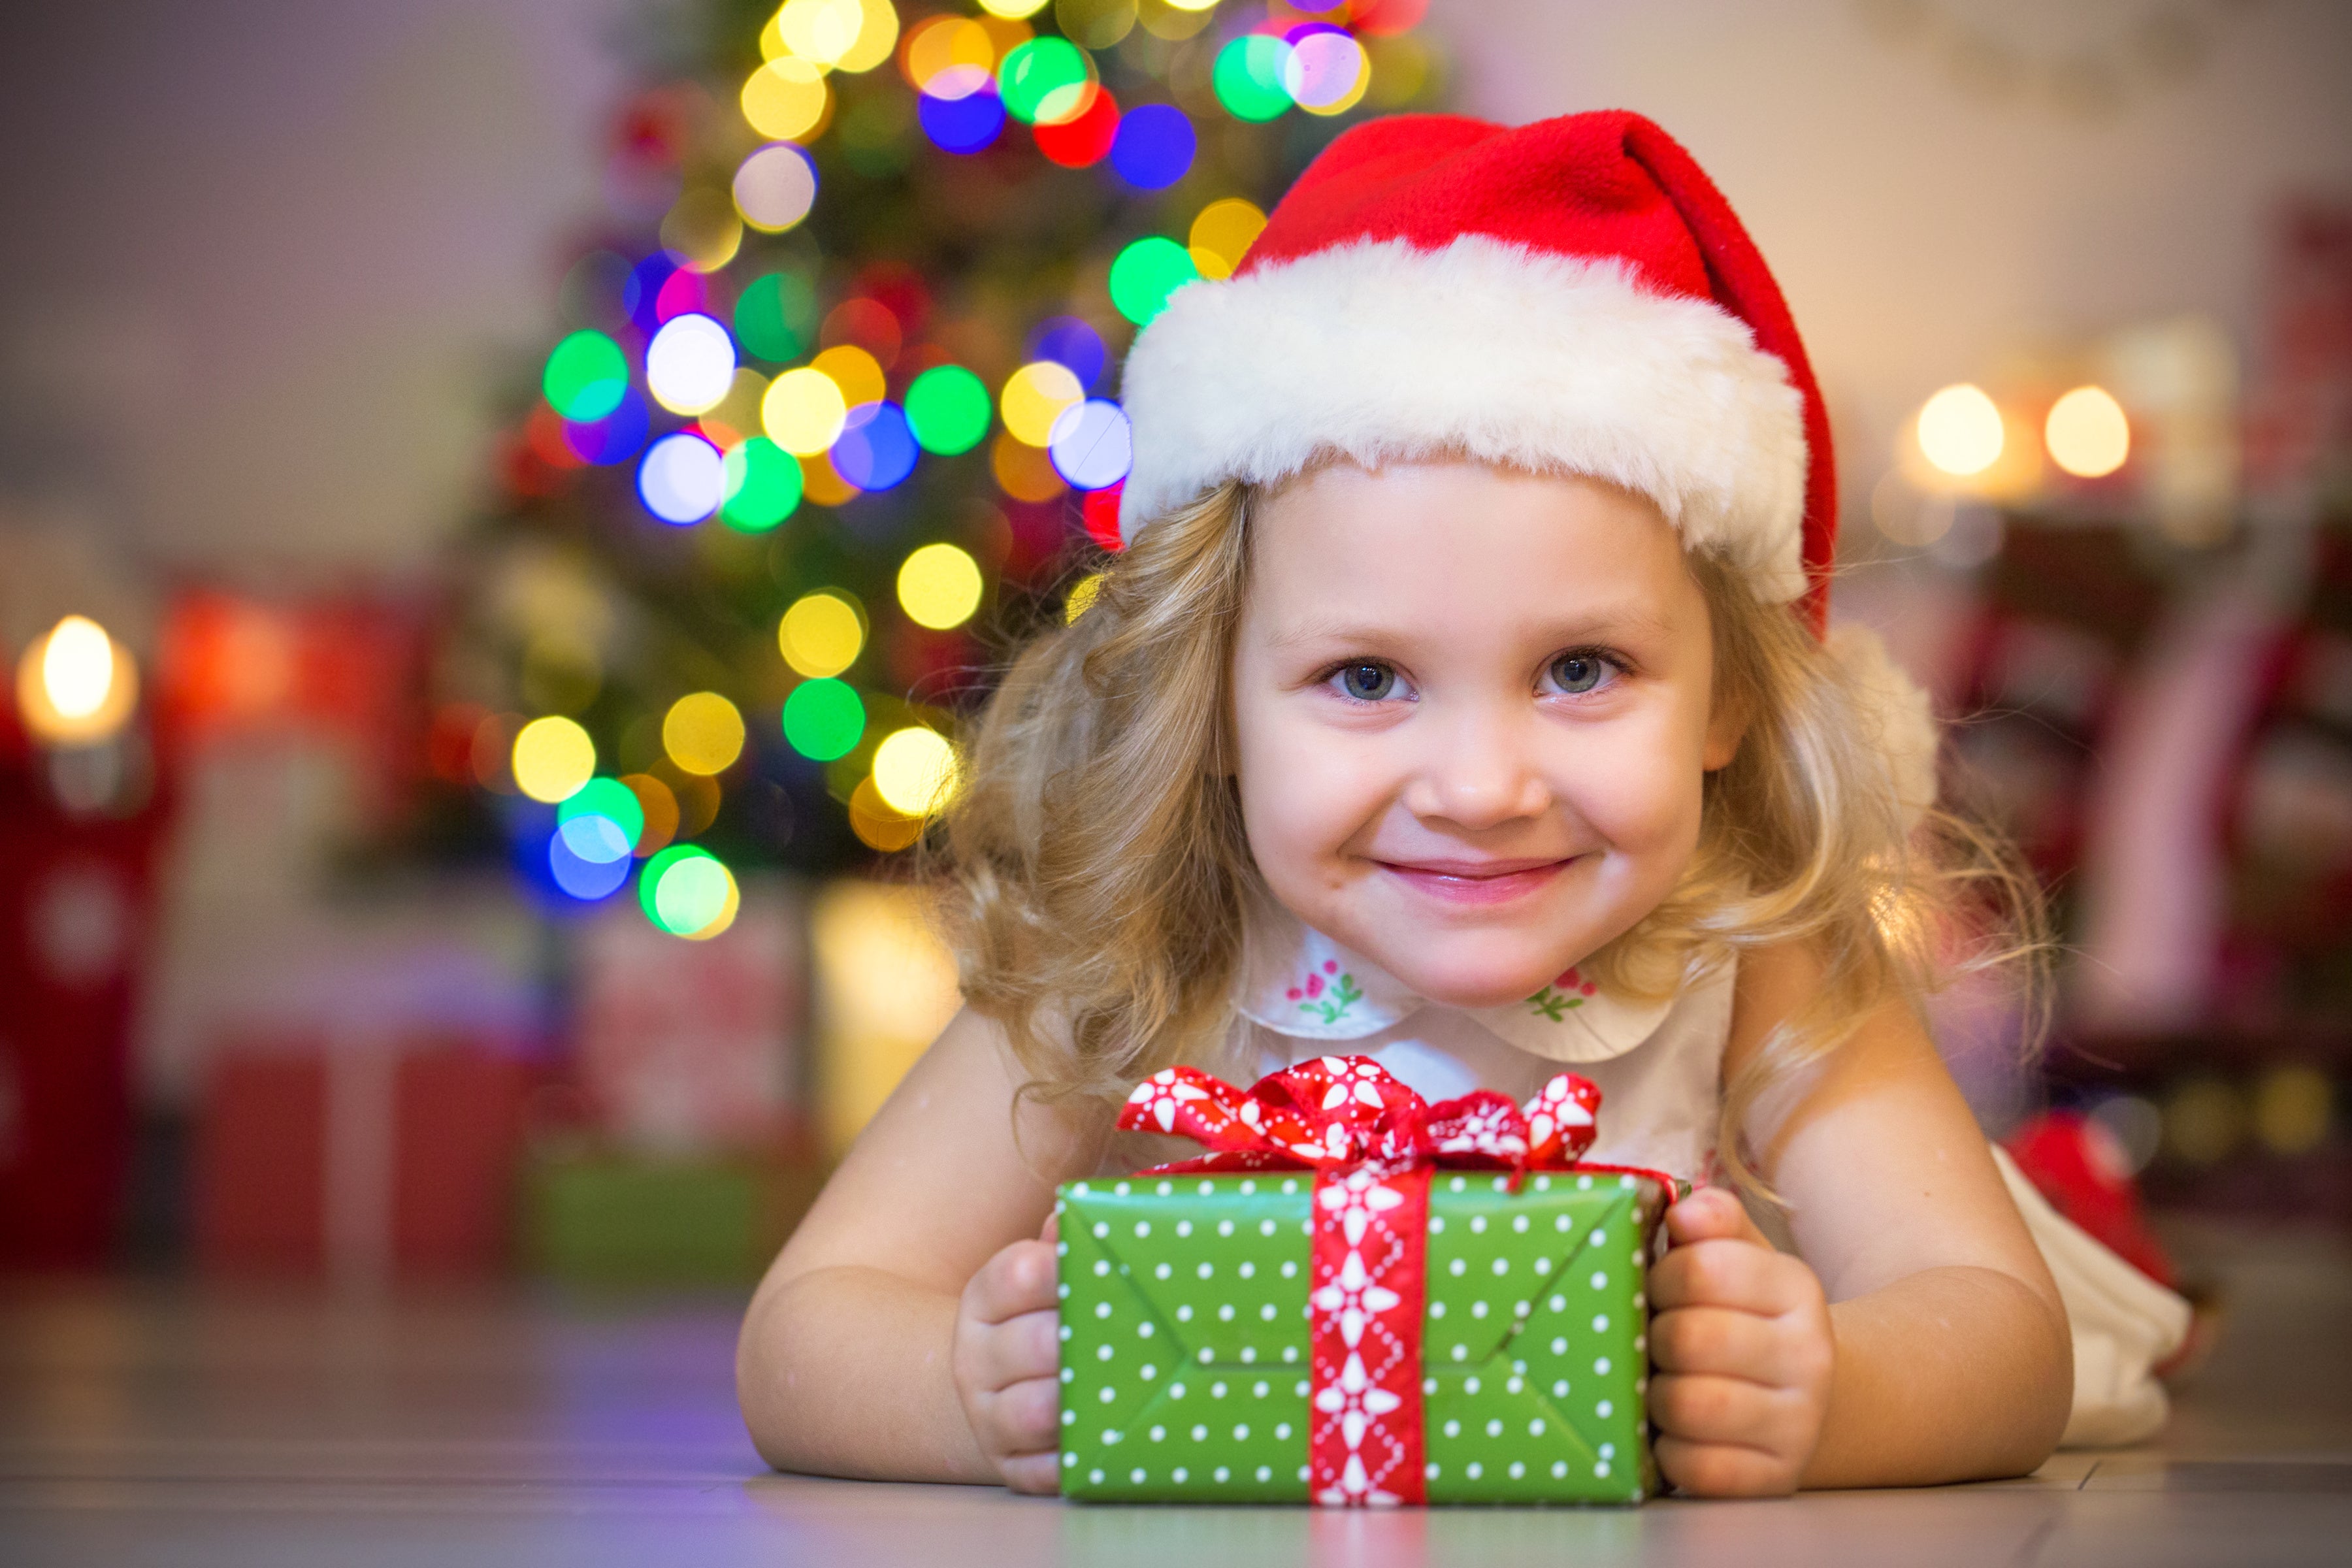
[1375, 856, 1573, 907]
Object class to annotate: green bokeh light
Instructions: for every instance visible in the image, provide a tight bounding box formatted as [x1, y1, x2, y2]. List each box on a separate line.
[543, 331, 629, 421]
[558, 776, 645, 845]
[721, 436, 803, 531]
[1213, 37, 1293, 123]
[640, 844, 727, 934]
[734, 272, 817, 363]
[903, 365, 992, 455]
[1109, 238, 1201, 327]
[782, 678, 866, 761]
[998, 38, 1090, 125]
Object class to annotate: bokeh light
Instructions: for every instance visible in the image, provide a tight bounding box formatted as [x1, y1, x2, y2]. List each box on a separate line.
[733, 142, 819, 232]
[652, 267, 711, 325]
[557, 776, 646, 862]
[742, 56, 832, 141]
[549, 830, 633, 900]
[664, 691, 747, 776]
[512, 715, 596, 803]
[919, 84, 1006, 153]
[697, 367, 772, 448]
[872, 725, 959, 815]
[645, 314, 738, 415]
[764, 367, 851, 454]
[641, 844, 738, 938]
[2045, 385, 2131, 478]
[1034, 84, 1120, 167]
[978, 0, 1051, 21]
[811, 343, 887, 408]
[1188, 197, 1266, 280]
[638, 432, 727, 523]
[832, 402, 919, 490]
[1916, 384, 2005, 478]
[1109, 237, 1200, 325]
[543, 331, 629, 422]
[736, 271, 817, 361]
[802, 450, 861, 506]
[660, 189, 743, 273]
[903, 364, 992, 454]
[902, 16, 995, 96]
[621, 772, 680, 857]
[1026, 316, 1106, 390]
[776, 0, 896, 71]
[1064, 572, 1103, 623]
[721, 436, 804, 530]
[1048, 398, 1134, 490]
[783, 676, 867, 759]
[1213, 35, 1294, 122]
[1109, 103, 1196, 189]
[1000, 359, 1084, 446]
[2252, 1065, 2332, 1156]
[1284, 31, 1369, 115]
[1082, 483, 1124, 550]
[992, 430, 1067, 502]
[823, 297, 903, 368]
[563, 387, 650, 465]
[14, 615, 139, 746]
[849, 776, 924, 851]
[998, 37, 1092, 124]
[779, 590, 866, 677]
[897, 542, 985, 629]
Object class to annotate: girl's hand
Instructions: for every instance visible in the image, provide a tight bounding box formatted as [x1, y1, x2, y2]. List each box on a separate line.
[951, 1216, 1064, 1494]
[1647, 1188, 1835, 1497]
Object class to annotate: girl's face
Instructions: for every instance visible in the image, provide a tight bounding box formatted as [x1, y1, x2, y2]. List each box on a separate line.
[1230, 461, 1741, 1009]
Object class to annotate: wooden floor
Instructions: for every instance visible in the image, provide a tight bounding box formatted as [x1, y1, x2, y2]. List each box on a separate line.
[3, 1221, 2349, 1567]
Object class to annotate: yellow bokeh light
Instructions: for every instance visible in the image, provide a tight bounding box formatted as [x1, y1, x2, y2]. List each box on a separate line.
[777, 0, 866, 67]
[2045, 385, 2131, 479]
[903, 16, 996, 93]
[764, 367, 851, 455]
[991, 429, 1067, 502]
[679, 861, 742, 941]
[779, 590, 866, 677]
[802, 450, 861, 506]
[1916, 384, 2006, 478]
[849, 776, 924, 851]
[660, 189, 743, 274]
[1162, 0, 1218, 10]
[1000, 360, 1083, 447]
[872, 725, 959, 815]
[700, 368, 772, 449]
[1188, 198, 1267, 280]
[742, 56, 832, 141]
[978, 0, 1050, 17]
[664, 692, 747, 776]
[836, 0, 900, 73]
[14, 615, 139, 746]
[897, 543, 985, 630]
[1064, 572, 1103, 624]
[512, 715, 596, 804]
[812, 343, 887, 409]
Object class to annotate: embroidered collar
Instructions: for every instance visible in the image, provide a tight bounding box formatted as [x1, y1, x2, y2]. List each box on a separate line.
[1232, 896, 1678, 1064]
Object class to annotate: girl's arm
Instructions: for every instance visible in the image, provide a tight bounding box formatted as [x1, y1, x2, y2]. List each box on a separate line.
[1648, 941, 2072, 1494]
[736, 1006, 1100, 1486]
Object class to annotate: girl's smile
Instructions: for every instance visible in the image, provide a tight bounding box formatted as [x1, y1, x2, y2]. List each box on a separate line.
[1374, 853, 1578, 907]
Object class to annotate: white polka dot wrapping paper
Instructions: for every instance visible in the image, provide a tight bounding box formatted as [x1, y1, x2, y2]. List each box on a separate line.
[1054, 1167, 1662, 1505]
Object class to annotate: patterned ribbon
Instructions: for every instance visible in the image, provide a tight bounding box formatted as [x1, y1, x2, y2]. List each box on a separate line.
[1119, 1054, 1678, 1507]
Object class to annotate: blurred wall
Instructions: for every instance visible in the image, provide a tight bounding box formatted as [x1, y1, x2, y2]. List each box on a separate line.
[1445, 0, 2352, 501]
[0, 0, 622, 580]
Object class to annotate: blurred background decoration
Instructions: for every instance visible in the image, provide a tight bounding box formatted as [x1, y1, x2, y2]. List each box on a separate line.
[0, 0, 2347, 1288]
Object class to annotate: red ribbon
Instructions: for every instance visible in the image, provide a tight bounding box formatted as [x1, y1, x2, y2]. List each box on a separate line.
[1118, 1055, 1676, 1507]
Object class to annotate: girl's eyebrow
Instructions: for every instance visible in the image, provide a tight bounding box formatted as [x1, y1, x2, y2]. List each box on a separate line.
[1269, 605, 1676, 649]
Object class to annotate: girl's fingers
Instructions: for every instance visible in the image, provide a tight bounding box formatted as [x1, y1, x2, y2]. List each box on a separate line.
[1648, 1238, 1814, 1316]
[1649, 1303, 1791, 1382]
[1000, 1449, 1064, 1495]
[1653, 1433, 1799, 1498]
[966, 1307, 1062, 1394]
[1663, 1187, 1771, 1250]
[983, 1371, 1064, 1454]
[1650, 1371, 1814, 1458]
[965, 1239, 1060, 1326]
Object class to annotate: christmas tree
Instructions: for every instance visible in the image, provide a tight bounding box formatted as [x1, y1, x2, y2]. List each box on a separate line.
[416, 0, 1441, 938]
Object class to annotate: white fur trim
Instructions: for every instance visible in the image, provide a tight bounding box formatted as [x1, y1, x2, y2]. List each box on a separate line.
[1827, 621, 1940, 826]
[1119, 234, 1810, 602]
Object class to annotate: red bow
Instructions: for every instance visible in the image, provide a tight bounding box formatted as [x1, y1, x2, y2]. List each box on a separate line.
[1119, 1054, 1620, 1188]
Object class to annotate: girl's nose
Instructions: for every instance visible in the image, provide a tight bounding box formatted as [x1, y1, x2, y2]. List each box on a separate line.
[1401, 706, 1552, 830]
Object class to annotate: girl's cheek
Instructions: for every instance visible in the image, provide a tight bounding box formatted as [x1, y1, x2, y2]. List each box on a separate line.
[1555, 715, 1706, 853]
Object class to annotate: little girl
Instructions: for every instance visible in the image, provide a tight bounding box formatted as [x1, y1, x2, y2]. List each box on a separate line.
[738, 110, 2187, 1497]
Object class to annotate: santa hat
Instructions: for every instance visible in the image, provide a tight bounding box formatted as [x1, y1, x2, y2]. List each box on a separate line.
[1117, 110, 1936, 813]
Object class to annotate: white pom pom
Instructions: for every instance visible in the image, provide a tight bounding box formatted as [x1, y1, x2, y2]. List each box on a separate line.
[1826, 623, 1940, 826]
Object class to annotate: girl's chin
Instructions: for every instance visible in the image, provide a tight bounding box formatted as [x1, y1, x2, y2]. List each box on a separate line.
[1354, 949, 1563, 1011]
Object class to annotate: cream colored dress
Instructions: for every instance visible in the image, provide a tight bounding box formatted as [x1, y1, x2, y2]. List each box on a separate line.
[1228, 902, 2191, 1449]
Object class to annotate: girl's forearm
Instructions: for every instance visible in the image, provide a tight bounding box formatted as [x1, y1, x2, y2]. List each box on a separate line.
[1802, 1264, 2072, 1489]
[736, 1264, 994, 1483]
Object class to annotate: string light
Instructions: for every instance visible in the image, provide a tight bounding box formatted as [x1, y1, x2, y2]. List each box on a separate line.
[2045, 385, 2131, 478]
[1047, 398, 1133, 491]
[764, 367, 850, 454]
[637, 432, 726, 523]
[664, 691, 747, 775]
[1109, 103, 1196, 189]
[742, 56, 832, 141]
[1284, 30, 1369, 115]
[734, 142, 819, 233]
[14, 616, 139, 746]
[621, 772, 680, 857]
[1188, 197, 1267, 280]
[832, 402, 919, 490]
[998, 37, 1092, 124]
[811, 344, 887, 408]
[782, 677, 866, 759]
[977, 0, 1051, 22]
[1109, 237, 1199, 325]
[779, 590, 866, 677]
[558, 777, 645, 862]
[1916, 384, 2005, 478]
[1026, 316, 1106, 389]
[903, 364, 992, 453]
[543, 331, 629, 422]
[1064, 572, 1103, 623]
[645, 314, 738, 415]
[735, 272, 817, 361]
[1214, 35, 1293, 121]
[512, 716, 596, 803]
[1000, 361, 1084, 446]
[919, 82, 1005, 153]
[721, 436, 803, 530]
[871, 725, 959, 815]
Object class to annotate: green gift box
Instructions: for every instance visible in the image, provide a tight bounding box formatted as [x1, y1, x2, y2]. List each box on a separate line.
[1056, 1165, 1661, 1505]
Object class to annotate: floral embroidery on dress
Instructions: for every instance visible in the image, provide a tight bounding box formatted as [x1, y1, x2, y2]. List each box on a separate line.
[1525, 967, 1600, 1021]
[1288, 958, 1365, 1025]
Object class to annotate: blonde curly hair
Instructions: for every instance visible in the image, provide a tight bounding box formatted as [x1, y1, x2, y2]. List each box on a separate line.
[937, 478, 2046, 1190]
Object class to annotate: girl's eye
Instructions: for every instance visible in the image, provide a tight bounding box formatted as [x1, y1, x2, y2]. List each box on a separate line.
[1546, 651, 1612, 695]
[1335, 662, 1397, 702]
